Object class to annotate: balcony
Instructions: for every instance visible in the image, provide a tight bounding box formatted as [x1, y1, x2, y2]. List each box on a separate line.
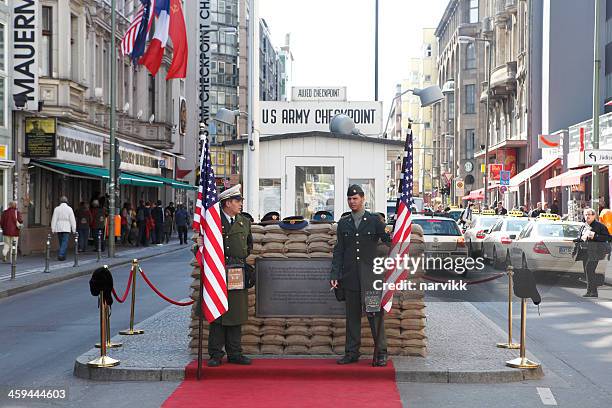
[38, 78, 88, 122]
[480, 61, 517, 101]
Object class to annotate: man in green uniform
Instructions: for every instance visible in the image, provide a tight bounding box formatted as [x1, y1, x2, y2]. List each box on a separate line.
[208, 184, 253, 367]
[330, 185, 391, 367]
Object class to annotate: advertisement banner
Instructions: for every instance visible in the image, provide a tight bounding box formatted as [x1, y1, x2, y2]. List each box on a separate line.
[489, 163, 503, 181]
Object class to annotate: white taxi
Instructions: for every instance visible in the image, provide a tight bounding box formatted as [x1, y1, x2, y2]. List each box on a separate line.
[463, 210, 500, 257]
[482, 211, 531, 269]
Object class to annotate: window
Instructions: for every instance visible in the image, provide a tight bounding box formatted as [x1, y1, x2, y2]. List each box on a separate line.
[425, 44, 432, 57]
[259, 179, 281, 215]
[0, 22, 4, 72]
[295, 166, 335, 219]
[349, 179, 376, 211]
[466, 43, 476, 69]
[70, 15, 78, 80]
[148, 74, 155, 117]
[41, 6, 53, 76]
[465, 84, 476, 114]
[424, 74, 432, 82]
[469, 0, 479, 23]
[466, 129, 475, 159]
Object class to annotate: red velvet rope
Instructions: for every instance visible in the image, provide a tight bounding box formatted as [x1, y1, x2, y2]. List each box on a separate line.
[421, 272, 506, 285]
[111, 267, 134, 303]
[138, 267, 195, 306]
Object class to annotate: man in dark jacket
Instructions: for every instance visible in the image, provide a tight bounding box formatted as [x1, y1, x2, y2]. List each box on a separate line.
[136, 201, 148, 246]
[151, 200, 164, 245]
[90, 199, 106, 251]
[174, 204, 189, 244]
[330, 185, 391, 367]
[207, 185, 253, 367]
[579, 208, 611, 297]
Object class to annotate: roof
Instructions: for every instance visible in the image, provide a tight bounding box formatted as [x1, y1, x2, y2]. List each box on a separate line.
[222, 131, 406, 147]
[435, 0, 459, 37]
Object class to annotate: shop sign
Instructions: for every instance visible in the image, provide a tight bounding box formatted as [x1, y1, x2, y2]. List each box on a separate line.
[12, 0, 39, 111]
[118, 144, 162, 175]
[55, 125, 104, 166]
[291, 86, 347, 101]
[24, 118, 56, 158]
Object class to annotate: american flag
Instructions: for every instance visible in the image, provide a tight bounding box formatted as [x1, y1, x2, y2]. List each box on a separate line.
[193, 138, 228, 323]
[381, 128, 414, 312]
[120, 0, 154, 57]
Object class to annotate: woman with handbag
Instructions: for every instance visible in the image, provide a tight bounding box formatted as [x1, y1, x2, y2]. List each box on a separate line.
[577, 208, 611, 298]
[0, 201, 23, 262]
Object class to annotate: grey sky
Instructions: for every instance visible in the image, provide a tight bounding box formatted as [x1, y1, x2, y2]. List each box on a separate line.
[258, 0, 449, 114]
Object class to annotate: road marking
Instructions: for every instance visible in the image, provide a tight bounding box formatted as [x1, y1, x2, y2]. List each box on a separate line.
[537, 387, 557, 406]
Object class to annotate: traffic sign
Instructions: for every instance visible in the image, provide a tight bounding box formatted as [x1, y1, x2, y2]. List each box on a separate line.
[455, 179, 465, 197]
[500, 170, 511, 186]
[584, 150, 612, 165]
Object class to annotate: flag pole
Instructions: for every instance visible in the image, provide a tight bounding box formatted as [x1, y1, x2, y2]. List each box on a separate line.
[196, 142, 206, 380]
[108, 0, 117, 258]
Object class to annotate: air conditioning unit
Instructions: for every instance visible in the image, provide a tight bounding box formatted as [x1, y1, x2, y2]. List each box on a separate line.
[482, 17, 493, 34]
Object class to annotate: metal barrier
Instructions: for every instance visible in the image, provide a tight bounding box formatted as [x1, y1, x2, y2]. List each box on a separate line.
[95, 265, 122, 349]
[43, 234, 51, 273]
[73, 232, 79, 267]
[497, 265, 520, 349]
[119, 259, 145, 336]
[506, 298, 541, 369]
[97, 230, 102, 262]
[88, 293, 120, 368]
[10, 238, 17, 280]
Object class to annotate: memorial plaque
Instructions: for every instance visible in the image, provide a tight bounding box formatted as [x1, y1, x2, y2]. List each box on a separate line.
[256, 258, 345, 317]
[25, 117, 56, 158]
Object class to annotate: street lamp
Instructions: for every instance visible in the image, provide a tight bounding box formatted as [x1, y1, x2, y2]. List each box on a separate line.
[382, 85, 444, 138]
[458, 35, 493, 207]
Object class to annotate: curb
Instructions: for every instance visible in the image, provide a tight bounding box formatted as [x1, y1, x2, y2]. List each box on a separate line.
[0, 245, 188, 299]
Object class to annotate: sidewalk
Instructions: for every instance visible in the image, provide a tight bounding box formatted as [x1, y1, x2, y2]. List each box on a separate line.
[74, 300, 545, 384]
[0, 239, 190, 299]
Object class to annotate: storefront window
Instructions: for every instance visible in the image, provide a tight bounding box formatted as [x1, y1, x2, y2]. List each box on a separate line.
[349, 179, 375, 211]
[259, 179, 281, 216]
[295, 166, 335, 219]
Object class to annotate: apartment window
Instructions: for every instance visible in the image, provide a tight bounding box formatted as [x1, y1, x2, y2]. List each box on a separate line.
[148, 74, 155, 117]
[469, 0, 479, 23]
[424, 74, 432, 82]
[425, 44, 432, 57]
[41, 6, 53, 76]
[465, 84, 476, 114]
[70, 15, 78, 80]
[465, 129, 475, 159]
[466, 43, 476, 69]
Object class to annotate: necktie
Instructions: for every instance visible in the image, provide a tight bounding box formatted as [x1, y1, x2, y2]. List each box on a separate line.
[230, 217, 234, 226]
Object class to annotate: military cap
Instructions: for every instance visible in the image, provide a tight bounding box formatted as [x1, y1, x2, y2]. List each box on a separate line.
[279, 215, 309, 230]
[340, 211, 351, 218]
[218, 184, 242, 201]
[377, 212, 386, 221]
[260, 211, 281, 225]
[311, 210, 334, 224]
[347, 184, 364, 196]
[241, 212, 254, 222]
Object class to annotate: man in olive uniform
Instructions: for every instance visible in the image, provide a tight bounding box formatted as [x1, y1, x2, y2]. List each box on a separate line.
[330, 185, 391, 367]
[208, 184, 253, 367]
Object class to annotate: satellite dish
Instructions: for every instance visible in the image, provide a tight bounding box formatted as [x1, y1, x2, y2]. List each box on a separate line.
[148, 114, 155, 124]
[136, 110, 143, 120]
[122, 102, 130, 113]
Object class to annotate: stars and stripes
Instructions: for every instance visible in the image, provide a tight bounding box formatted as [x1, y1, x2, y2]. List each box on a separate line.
[381, 128, 415, 312]
[120, 0, 154, 57]
[193, 138, 228, 323]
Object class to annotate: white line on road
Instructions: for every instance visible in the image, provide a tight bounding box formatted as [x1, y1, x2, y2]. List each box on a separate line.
[537, 387, 558, 406]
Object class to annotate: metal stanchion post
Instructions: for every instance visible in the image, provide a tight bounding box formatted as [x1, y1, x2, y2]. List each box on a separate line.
[96, 265, 122, 349]
[10, 238, 17, 280]
[506, 298, 541, 369]
[497, 265, 519, 349]
[97, 230, 102, 262]
[88, 294, 120, 367]
[43, 234, 51, 273]
[120, 259, 145, 335]
[73, 232, 79, 267]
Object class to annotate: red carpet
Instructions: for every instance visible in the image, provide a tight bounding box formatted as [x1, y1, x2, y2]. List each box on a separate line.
[162, 359, 402, 408]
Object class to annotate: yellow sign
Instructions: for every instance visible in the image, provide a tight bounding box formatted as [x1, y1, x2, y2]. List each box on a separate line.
[472, 209, 480, 214]
[537, 213, 560, 220]
[508, 210, 526, 217]
[481, 209, 496, 215]
[481, 163, 486, 173]
[0, 144, 7, 160]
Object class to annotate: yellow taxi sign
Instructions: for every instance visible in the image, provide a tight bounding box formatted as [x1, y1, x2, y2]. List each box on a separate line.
[537, 213, 560, 220]
[472, 209, 480, 214]
[481, 209, 496, 215]
[449, 205, 459, 210]
[508, 210, 526, 217]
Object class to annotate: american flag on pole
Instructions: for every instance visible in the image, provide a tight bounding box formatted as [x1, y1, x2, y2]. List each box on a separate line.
[193, 138, 228, 323]
[120, 0, 155, 56]
[381, 128, 414, 312]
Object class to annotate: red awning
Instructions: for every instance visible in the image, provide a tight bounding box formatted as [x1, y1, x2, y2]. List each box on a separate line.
[545, 167, 591, 188]
[509, 157, 561, 189]
[462, 188, 484, 201]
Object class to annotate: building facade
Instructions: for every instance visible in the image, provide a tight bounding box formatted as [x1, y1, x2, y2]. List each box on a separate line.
[0, 1, 12, 212]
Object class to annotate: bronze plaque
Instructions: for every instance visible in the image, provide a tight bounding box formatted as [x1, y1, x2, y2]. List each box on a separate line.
[256, 258, 345, 317]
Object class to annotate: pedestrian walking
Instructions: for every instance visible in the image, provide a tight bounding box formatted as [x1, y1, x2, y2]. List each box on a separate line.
[0, 201, 23, 262]
[575, 208, 611, 298]
[74, 202, 92, 252]
[163, 208, 173, 243]
[330, 184, 391, 367]
[51, 196, 77, 261]
[166, 202, 176, 237]
[152, 200, 165, 245]
[459, 202, 474, 228]
[90, 199, 107, 251]
[175, 204, 189, 244]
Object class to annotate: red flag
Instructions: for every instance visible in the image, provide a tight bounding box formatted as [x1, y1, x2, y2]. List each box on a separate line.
[167, 0, 188, 79]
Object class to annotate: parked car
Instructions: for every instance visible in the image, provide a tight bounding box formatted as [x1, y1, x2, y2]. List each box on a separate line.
[508, 215, 607, 282]
[411, 215, 469, 276]
[482, 215, 531, 269]
[463, 213, 501, 257]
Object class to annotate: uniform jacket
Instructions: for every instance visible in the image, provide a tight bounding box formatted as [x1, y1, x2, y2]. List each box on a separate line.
[0, 208, 23, 237]
[331, 210, 391, 296]
[217, 212, 252, 326]
[51, 203, 77, 233]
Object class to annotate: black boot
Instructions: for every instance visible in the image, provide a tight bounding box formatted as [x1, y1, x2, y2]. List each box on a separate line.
[337, 354, 359, 365]
[372, 353, 388, 367]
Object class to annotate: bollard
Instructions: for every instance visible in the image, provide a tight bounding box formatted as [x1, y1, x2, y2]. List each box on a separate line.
[506, 298, 541, 369]
[497, 265, 520, 349]
[10, 238, 17, 280]
[120, 259, 145, 335]
[97, 230, 102, 262]
[43, 234, 51, 273]
[73, 232, 79, 267]
[88, 294, 120, 367]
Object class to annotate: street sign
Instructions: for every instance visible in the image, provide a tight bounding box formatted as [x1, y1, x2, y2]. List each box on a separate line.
[500, 170, 511, 186]
[584, 149, 612, 165]
[500, 185, 508, 193]
[455, 178, 465, 197]
[481, 163, 486, 173]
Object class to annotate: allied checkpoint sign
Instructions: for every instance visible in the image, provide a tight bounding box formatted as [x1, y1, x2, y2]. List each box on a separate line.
[259, 101, 383, 136]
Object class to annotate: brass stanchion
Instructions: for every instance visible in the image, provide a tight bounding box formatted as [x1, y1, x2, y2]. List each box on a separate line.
[119, 259, 144, 335]
[73, 232, 79, 267]
[96, 265, 122, 349]
[88, 294, 120, 367]
[43, 234, 51, 273]
[10, 238, 17, 280]
[506, 298, 540, 369]
[497, 265, 520, 349]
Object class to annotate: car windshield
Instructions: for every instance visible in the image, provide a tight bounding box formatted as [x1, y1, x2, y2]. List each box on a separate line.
[506, 219, 529, 232]
[536, 223, 582, 238]
[413, 219, 462, 236]
[476, 217, 498, 229]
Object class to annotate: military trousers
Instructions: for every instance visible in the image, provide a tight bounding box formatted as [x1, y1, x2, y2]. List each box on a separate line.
[208, 322, 243, 359]
[344, 289, 387, 357]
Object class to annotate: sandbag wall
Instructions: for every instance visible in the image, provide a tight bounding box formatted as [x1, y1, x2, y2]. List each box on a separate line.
[189, 223, 427, 356]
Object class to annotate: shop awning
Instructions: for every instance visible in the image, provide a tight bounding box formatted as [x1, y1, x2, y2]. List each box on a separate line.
[125, 172, 197, 190]
[545, 167, 592, 189]
[119, 173, 164, 187]
[33, 161, 163, 187]
[509, 157, 561, 189]
[463, 188, 484, 201]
